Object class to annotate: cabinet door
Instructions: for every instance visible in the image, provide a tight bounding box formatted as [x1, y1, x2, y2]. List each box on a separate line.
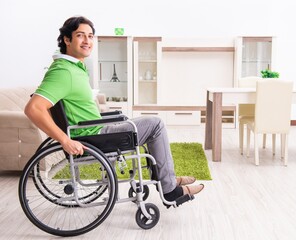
[87, 36, 133, 117]
[133, 37, 162, 105]
[234, 36, 276, 86]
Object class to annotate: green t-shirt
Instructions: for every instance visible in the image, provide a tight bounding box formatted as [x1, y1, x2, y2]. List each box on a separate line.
[35, 54, 102, 137]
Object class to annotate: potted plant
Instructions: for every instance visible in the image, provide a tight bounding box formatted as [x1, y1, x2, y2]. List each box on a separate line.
[261, 69, 280, 78]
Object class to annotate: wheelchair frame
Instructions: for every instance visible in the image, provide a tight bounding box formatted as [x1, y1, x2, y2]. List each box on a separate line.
[18, 101, 193, 237]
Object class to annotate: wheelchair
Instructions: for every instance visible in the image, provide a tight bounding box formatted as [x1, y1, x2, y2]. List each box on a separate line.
[18, 100, 194, 237]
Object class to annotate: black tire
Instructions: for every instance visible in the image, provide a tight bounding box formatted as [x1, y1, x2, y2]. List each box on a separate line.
[19, 142, 117, 237]
[128, 184, 150, 202]
[36, 137, 55, 152]
[135, 203, 160, 229]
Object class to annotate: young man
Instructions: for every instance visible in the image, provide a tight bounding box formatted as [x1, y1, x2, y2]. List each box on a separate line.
[25, 16, 204, 203]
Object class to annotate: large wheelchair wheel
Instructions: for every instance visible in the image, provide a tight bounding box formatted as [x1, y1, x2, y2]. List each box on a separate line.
[35, 137, 55, 152]
[19, 142, 118, 237]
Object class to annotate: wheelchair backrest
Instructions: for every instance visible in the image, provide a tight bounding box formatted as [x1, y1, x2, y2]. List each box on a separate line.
[49, 100, 69, 134]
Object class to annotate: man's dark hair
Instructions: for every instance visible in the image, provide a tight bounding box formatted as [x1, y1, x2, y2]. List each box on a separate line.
[57, 16, 95, 54]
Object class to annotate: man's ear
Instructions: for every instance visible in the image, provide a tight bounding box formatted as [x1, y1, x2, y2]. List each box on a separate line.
[64, 36, 70, 46]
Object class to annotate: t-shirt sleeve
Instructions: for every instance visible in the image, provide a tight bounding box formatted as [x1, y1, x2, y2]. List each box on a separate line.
[35, 68, 72, 105]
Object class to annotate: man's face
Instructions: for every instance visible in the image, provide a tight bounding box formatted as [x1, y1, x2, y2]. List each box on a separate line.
[64, 23, 94, 61]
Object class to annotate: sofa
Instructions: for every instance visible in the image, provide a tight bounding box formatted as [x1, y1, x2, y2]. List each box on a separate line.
[0, 87, 43, 171]
[94, 91, 110, 113]
[0, 87, 109, 171]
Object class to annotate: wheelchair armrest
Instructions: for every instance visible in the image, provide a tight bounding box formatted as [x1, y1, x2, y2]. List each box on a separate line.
[78, 115, 128, 126]
[101, 110, 122, 117]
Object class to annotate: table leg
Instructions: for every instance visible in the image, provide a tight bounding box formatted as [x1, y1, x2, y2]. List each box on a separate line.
[205, 91, 212, 149]
[212, 92, 222, 161]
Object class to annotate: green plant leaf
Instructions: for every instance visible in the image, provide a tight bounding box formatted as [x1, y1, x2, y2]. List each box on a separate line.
[261, 69, 280, 78]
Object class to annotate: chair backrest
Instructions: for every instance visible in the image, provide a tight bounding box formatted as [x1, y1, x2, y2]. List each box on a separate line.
[49, 100, 69, 134]
[238, 76, 262, 116]
[255, 79, 293, 133]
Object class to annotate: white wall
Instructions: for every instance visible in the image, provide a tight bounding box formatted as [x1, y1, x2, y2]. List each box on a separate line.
[1, 0, 295, 89]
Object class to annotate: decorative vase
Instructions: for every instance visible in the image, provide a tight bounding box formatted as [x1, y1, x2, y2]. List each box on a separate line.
[145, 70, 152, 80]
[110, 64, 120, 82]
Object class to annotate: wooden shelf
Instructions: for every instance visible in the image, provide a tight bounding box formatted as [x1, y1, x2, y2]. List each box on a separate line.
[133, 105, 235, 112]
[98, 36, 127, 41]
[200, 105, 236, 125]
[133, 37, 162, 42]
[133, 105, 200, 111]
[242, 36, 272, 42]
[162, 47, 235, 52]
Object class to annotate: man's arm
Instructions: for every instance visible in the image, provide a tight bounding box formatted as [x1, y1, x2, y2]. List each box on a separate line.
[24, 94, 86, 155]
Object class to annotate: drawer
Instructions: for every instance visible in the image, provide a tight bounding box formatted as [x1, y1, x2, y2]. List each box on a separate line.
[133, 111, 167, 122]
[107, 102, 128, 113]
[166, 111, 201, 126]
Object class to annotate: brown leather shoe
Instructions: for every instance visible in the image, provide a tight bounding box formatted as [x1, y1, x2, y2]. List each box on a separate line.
[176, 176, 196, 186]
[182, 184, 204, 196]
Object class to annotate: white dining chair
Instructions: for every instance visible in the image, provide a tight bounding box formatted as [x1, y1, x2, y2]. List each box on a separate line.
[245, 79, 293, 166]
[238, 76, 262, 154]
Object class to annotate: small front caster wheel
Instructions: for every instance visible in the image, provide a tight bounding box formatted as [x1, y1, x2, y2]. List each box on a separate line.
[135, 203, 160, 229]
[128, 185, 149, 202]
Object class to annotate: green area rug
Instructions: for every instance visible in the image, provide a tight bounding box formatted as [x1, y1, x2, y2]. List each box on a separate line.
[54, 142, 211, 181]
[170, 142, 212, 180]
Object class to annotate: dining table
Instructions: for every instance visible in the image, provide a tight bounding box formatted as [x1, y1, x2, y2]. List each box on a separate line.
[204, 87, 296, 162]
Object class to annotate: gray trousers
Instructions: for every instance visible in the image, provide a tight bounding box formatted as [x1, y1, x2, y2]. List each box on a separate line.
[100, 116, 176, 194]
